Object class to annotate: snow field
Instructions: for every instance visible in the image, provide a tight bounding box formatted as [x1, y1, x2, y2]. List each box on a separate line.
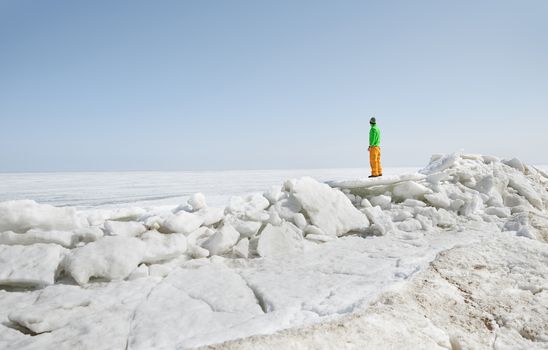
[210, 233, 548, 350]
[0, 153, 547, 349]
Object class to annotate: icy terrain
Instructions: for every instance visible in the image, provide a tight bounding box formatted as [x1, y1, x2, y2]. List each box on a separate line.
[0, 168, 416, 209]
[0, 154, 547, 349]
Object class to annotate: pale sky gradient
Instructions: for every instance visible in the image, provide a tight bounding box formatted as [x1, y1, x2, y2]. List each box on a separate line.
[0, 0, 547, 172]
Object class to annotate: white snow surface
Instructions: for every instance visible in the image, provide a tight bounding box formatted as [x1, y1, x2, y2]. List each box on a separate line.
[0, 157, 547, 349]
[285, 177, 369, 236]
[65, 236, 147, 285]
[0, 200, 85, 233]
[0, 244, 67, 287]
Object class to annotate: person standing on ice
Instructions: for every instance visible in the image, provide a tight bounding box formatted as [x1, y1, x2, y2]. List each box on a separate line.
[368, 117, 382, 178]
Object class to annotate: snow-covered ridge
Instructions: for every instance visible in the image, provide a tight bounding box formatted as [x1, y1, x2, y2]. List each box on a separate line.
[330, 153, 548, 240]
[0, 153, 547, 349]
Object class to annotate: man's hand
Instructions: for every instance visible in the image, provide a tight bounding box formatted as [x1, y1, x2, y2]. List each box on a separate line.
[368, 146, 370, 151]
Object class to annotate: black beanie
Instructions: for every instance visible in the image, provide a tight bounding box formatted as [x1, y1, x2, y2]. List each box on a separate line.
[370, 117, 376, 124]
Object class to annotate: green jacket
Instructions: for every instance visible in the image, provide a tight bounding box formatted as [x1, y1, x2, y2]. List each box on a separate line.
[369, 124, 381, 146]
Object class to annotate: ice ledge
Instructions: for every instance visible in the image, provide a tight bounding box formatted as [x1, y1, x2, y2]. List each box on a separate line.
[327, 173, 426, 189]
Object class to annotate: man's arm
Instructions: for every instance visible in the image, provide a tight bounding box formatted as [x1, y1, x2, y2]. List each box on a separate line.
[368, 128, 375, 150]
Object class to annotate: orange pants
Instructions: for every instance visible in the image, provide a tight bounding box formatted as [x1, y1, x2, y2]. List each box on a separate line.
[369, 146, 382, 176]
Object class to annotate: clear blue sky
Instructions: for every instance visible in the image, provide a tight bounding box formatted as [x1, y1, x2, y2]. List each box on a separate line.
[1, 0, 547, 172]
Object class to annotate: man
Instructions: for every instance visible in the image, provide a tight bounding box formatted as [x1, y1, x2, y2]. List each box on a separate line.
[368, 117, 382, 178]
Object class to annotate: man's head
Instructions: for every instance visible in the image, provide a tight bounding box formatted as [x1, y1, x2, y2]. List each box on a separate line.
[370, 117, 376, 125]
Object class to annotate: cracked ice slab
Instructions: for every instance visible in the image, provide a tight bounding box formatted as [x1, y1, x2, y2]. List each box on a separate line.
[3, 278, 159, 350]
[209, 233, 548, 350]
[236, 227, 498, 320]
[127, 264, 268, 349]
[0, 230, 77, 248]
[0, 244, 67, 287]
[0, 200, 85, 233]
[327, 173, 426, 190]
[507, 173, 544, 210]
[65, 236, 147, 285]
[8, 285, 95, 334]
[286, 177, 369, 236]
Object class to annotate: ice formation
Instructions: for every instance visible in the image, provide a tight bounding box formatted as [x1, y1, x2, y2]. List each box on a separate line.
[0, 153, 547, 349]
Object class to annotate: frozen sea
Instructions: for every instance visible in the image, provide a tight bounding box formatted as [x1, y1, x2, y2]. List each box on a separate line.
[0, 167, 419, 209]
[0, 158, 547, 349]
